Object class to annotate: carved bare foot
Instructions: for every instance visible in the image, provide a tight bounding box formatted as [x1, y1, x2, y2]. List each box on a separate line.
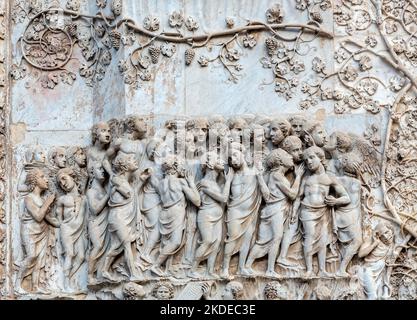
[220, 269, 230, 279]
[150, 266, 166, 277]
[318, 271, 332, 278]
[14, 286, 27, 295]
[35, 287, 50, 295]
[265, 270, 280, 278]
[140, 254, 153, 264]
[188, 270, 202, 279]
[207, 272, 220, 279]
[335, 270, 350, 278]
[304, 270, 315, 278]
[102, 271, 122, 282]
[277, 258, 299, 269]
[238, 267, 254, 277]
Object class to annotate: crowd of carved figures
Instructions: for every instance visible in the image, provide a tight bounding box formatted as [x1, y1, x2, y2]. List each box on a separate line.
[15, 112, 406, 300]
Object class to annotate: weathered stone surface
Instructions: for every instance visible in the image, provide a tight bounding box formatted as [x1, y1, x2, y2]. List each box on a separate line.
[0, 0, 416, 300]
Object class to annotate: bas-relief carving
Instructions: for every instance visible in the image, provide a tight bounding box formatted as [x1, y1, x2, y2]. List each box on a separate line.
[2, 0, 417, 301]
[8, 109, 414, 300]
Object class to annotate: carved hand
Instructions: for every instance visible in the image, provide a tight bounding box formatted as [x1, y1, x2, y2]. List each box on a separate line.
[45, 194, 56, 207]
[296, 163, 305, 177]
[324, 195, 339, 206]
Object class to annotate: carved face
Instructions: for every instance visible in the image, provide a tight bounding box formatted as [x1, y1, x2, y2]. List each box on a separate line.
[304, 151, 321, 172]
[97, 123, 111, 144]
[193, 124, 208, 144]
[74, 149, 87, 167]
[311, 125, 328, 147]
[93, 164, 105, 181]
[281, 152, 294, 169]
[58, 173, 75, 192]
[156, 286, 171, 300]
[133, 119, 148, 139]
[33, 148, 46, 163]
[291, 119, 304, 138]
[262, 123, 271, 139]
[54, 149, 67, 168]
[288, 141, 303, 163]
[36, 172, 49, 190]
[253, 128, 265, 146]
[229, 149, 244, 169]
[379, 226, 394, 245]
[270, 124, 285, 146]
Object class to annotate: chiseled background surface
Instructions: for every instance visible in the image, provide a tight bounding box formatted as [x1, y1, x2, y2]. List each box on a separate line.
[7, 0, 403, 292]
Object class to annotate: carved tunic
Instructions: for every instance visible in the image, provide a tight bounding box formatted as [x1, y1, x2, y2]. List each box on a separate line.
[60, 195, 86, 257]
[108, 177, 137, 247]
[159, 176, 187, 255]
[195, 180, 224, 259]
[20, 194, 49, 276]
[225, 172, 261, 255]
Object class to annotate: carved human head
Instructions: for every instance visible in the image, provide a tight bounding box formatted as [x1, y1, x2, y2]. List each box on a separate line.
[51, 147, 67, 168]
[67, 146, 87, 168]
[112, 153, 138, 174]
[161, 154, 185, 176]
[270, 118, 291, 146]
[88, 162, 106, 183]
[337, 152, 361, 176]
[123, 282, 146, 300]
[264, 282, 287, 300]
[281, 135, 303, 163]
[25, 168, 49, 192]
[255, 115, 272, 139]
[208, 121, 230, 148]
[228, 142, 246, 169]
[375, 222, 394, 245]
[228, 117, 248, 143]
[92, 122, 111, 145]
[405, 110, 417, 130]
[151, 282, 174, 300]
[165, 119, 185, 134]
[288, 115, 307, 138]
[222, 281, 244, 300]
[32, 145, 46, 163]
[266, 148, 294, 170]
[186, 117, 209, 144]
[303, 146, 325, 172]
[125, 116, 148, 139]
[146, 137, 164, 161]
[330, 131, 353, 154]
[305, 121, 328, 147]
[202, 151, 225, 172]
[57, 167, 76, 193]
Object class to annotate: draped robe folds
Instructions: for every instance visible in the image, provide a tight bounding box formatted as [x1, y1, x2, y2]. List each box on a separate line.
[138, 177, 161, 245]
[195, 184, 224, 260]
[334, 200, 361, 243]
[252, 193, 291, 255]
[20, 194, 49, 278]
[299, 203, 332, 255]
[60, 196, 87, 258]
[87, 196, 109, 266]
[108, 179, 137, 251]
[359, 242, 391, 299]
[158, 176, 187, 256]
[224, 173, 261, 256]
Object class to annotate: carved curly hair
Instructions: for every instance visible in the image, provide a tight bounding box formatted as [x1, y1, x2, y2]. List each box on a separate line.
[264, 282, 287, 300]
[151, 282, 174, 300]
[112, 153, 137, 174]
[265, 148, 291, 169]
[25, 168, 44, 193]
[225, 281, 244, 300]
